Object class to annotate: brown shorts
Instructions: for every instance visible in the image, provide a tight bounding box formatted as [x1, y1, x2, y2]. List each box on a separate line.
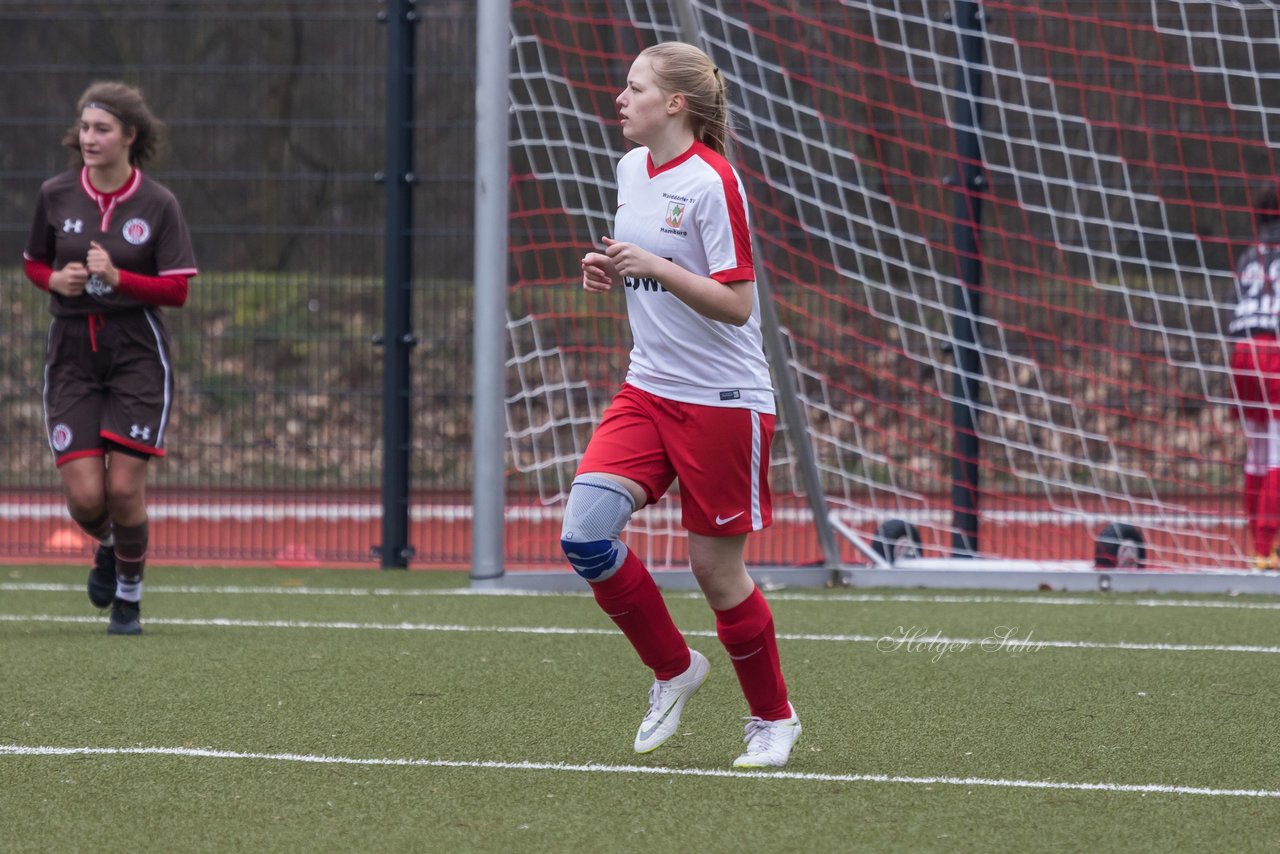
[44, 310, 174, 465]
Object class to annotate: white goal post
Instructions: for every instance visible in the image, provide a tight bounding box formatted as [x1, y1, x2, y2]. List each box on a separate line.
[475, 0, 1280, 592]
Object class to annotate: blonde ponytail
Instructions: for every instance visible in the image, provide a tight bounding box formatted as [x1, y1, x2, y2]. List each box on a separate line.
[641, 42, 730, 156]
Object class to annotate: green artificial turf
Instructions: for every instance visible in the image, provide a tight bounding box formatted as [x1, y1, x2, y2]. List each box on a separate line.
[2, 565, 1278, 853]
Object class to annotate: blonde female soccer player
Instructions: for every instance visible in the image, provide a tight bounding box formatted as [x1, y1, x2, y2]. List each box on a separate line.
[562, 42, 800, 768]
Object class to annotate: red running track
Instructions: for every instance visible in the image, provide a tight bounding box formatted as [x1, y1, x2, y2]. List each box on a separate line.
[0, 491, 1247, 571]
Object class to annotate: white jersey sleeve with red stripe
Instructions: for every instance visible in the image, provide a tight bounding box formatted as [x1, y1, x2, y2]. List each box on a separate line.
[612, 142, 775, 413]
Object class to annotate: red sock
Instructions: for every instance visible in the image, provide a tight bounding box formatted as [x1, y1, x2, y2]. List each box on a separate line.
[589, 550, 690, 680]
[714, 587, 790, 720]
[1245, 472, 1265, 554]
[1257, 470, 1280, 556]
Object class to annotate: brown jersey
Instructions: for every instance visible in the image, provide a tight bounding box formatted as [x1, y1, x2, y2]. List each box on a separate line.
[24, 167, 198, 318]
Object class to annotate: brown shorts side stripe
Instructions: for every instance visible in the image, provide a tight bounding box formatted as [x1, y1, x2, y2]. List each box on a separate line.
[54, 448, 105, 467]
[43, 310, 174, 463]
[101, 430, 167, 457]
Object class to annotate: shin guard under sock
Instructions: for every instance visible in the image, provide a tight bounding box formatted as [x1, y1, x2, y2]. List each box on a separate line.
[1256, 470, 1280, 557]
[1245, 472, 1265, 555]
[113, 520, 149, 602]
[714, 586, 790, 720]
[589, 550, 690, 680]
[75, 510, 114, 545]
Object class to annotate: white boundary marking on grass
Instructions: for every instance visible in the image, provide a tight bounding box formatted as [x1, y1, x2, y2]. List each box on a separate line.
[766, 592, 1280, 610]
[0, 582, 587, 599]
[4, 613, 1280, 655]
[3, 582, 1280, 611]
[0, 744, 1274, 799]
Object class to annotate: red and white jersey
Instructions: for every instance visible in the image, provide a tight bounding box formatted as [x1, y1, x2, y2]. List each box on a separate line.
[613, 141, 775, 413]
[1230, 224, 1280, 336]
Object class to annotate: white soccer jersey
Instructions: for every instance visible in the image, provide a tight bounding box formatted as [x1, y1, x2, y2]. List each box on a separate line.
[1229, 224, 1280, 335]
[612, 141, 775, 413]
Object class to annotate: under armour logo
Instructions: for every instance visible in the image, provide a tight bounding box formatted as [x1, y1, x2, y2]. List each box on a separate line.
[63, 218, 83, 233]
[129, 424, 152, 441]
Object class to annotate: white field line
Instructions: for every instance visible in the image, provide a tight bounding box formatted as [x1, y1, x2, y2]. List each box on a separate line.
[0, 744, 1274, 799]
[3, 613, 1280, 655]
[3, 582, 1280, 611]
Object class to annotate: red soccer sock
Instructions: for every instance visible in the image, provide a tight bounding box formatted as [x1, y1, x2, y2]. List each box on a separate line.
[1257, 470, 1280, 557]
[714, 586, 790, 720]
[588, 550, 690, 680]
[1245, 472, 1265, 554]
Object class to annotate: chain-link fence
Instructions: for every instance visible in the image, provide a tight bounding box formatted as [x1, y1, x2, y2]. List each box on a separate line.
[0, 1, 476, 565]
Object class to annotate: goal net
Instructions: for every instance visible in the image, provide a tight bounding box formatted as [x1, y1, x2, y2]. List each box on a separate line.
[503, 0, 1279, 571]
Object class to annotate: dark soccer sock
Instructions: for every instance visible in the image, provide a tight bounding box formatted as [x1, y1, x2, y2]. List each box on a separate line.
[113, 520, 149, 602]
[714, 586, 790, 721]
[75, 510, 114, 546]
[589, 549, 691, 680]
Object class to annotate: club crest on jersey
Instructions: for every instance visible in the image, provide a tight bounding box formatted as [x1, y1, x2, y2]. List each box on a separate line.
[664, 201, 687, 229]
[51, 423, 73, 452]
[122, 217, 151, 245]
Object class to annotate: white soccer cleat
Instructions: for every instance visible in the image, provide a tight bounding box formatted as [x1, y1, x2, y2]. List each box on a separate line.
[733, 703, 802, 769]
[633, 649, 710, 753]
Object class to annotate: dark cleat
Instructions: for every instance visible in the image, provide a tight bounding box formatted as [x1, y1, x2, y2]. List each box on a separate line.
[87, 544, 117, 608]
[107, 599, 142, 635]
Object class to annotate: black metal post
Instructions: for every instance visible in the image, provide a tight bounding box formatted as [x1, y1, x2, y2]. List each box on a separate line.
[948, 1, 986, 556]
[377, 0, 417, 568]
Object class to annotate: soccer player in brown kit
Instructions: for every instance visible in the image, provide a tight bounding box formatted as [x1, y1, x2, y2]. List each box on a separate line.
[23, 81, 197, 634]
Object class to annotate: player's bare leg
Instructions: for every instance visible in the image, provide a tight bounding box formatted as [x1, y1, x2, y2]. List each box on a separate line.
[58, 457, 117, 607]
[560, 472, 704, 752]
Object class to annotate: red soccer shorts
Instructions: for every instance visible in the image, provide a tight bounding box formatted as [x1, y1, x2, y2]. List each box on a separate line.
[1231, 335, 1280, 422]
[577, 383, 774, 537]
